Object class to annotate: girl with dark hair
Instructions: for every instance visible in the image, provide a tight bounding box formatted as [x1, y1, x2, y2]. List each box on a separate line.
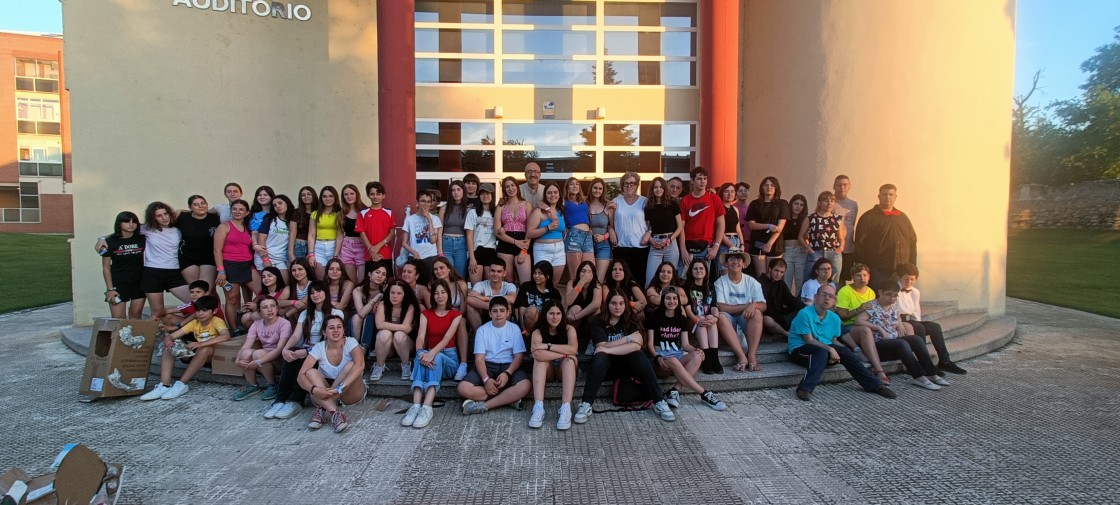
[139, 201, 192, 320]
[563, 177, 594, 280]
[644, 176, 684, 287]
[439, 180, 470, 279]
[401, 279, 463, 429]
[431, 257, 470, 376]
[528, 181, 567, 282]
[369, 280, 420, 382]
[783, 194, 809, 293]
[516, 260, 563, 337]
[465, 183, 498, 284]
[647, 286, 727, 411]
[604, 258, 648, 316]
[284, 258, 314, 320]
[573, 289, 675, 425]
[257, 194, 294, 282]
[214, 199, 255, 330]
[800, 257, 837, 305]
[288, 186, 318, 262]
[682, 257, 722, 374]
[587, 178, 613, 280]
[338, 184, 369, 284]
[799, 190, 845, 285]
[732, 181, 751, 225]
[717, 182, 747, 276]
[247, 186, 276, 293]
[745, 176, 791, 277]
[308, 185, 343, 279]
[528, 299, 579, 430]
[240, 266, 289, 328]
[268, 282, 343, 421]
[562, 260, 602, 352]
[644, 260, 679, 311]
[176, 194, 220, 292]
[323, 258, 355, 314]
[352, 262, 388, 350]
[298, 314, 366, 433]
[101, 211, 146, 319]
[496, 176, 532, 283]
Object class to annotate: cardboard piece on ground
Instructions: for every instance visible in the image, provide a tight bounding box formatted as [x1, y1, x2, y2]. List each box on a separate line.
[0, 444, 122, 505]
[210, 336, 260, 376]
[79, 319, 160, 399]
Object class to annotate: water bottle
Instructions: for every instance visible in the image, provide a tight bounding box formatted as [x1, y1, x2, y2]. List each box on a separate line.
[97, 245, 109, 256]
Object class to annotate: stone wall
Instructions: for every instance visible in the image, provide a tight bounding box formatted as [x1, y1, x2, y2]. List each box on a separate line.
[1010, 180, 1120, 229]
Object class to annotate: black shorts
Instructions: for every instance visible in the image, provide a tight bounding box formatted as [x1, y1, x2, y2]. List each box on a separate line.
[112, 276, 145, 301]
[179, 252, 216, 268]
[473, 246, 498, 268]
[223, 260, 254, 284]
[496, 231, 526, 256]
[141, 267, 187, 294]
[463, 361, 529, 387]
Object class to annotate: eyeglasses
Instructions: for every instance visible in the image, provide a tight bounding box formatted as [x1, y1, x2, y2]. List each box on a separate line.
[623, 181, 637, 187]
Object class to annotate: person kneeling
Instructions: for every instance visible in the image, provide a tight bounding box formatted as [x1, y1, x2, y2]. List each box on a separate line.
[457, 297, 531, 415]
[140, 295, 230, 401]
[528, 300, 579, 430]
[297, 315, 367, 433]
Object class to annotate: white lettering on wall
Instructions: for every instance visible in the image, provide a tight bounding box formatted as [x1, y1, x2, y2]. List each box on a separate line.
[170, 0, 311, 22]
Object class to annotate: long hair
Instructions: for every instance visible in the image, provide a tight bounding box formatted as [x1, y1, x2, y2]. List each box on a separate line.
[531, 260, 558, 293]
[324, 257, 352, 289]
[250, 185, 276, 214]
[270, 194, 295, 223]
[112, 211, 140, 238]
[499, 176, 520, 206]
[647, 261, 679, 293]
[260, 266, 288, 297]
[564, 177, 586, 205]
[340, 184, 368, 216]
[317, 185, 343, 221]
[648, 177, 670, 207]
[569, 260, 600, 307]
[605, 258, 639, 293]
[359, 262, 389, 300]
[432, 256, 465, 286]
[755, 176, 783, 201]
[789, 193, 809, 221]
[587, 178, 609, 207]
[143, 201, 174, 231]
[446, 180, 468, 221]
[543, 180, 565, 215]
[534, 299, 570, 341]
[600, 287, 641, 333]
[382, 279, 421, 332]
[303, 282, 332, 334]
[684, 257, 711, 289]
[474, 186, 496, 217]
[428, 278, 453, 312]
[294, 185, 319, 232]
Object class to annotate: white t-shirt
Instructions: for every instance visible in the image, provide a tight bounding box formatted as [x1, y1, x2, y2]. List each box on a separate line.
[800, 279, 837, 301]
[464, 209, 497, 249]
[297, 308, 345, 346]
[612, 195, 648, 247]
[309, 337, 360, 380]
[264, 218, 290, 263]
[471, 280, 518, 298]
[714, 274, 765, 307]
[139, 226, 181, 269]
[403, 213, 442, 259]
[896, 285, 922, 320]
[214, 203, 232, 224]
[473, 321, 526, 363]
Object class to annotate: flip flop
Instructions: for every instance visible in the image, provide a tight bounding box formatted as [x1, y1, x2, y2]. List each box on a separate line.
[747, 362, 762, 372]
[732, 362, 748, 372]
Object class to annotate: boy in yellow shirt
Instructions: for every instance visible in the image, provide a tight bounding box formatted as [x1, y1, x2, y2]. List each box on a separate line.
[141, 295, 230, 400]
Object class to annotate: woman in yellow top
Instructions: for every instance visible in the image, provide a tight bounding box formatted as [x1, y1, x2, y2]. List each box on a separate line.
[308, 185, 344, 280]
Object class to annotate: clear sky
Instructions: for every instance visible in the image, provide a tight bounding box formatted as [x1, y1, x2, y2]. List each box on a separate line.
[1, 0, 1116, 107]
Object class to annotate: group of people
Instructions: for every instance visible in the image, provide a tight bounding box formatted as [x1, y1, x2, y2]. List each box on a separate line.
[96, 163, 965, 433]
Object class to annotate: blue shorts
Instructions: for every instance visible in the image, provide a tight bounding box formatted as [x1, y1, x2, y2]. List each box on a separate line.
[564, 228, 594, 253]
[593, 236, 612, 260]
[655, 348, 686, 360]
[724, 313, 748, 333]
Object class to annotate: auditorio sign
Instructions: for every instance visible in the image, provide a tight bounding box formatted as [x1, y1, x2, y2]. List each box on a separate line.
[172, 0, 312, 22]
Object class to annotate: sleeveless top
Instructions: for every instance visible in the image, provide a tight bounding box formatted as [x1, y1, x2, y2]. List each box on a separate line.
[805, 213, 841, 251]
[443, 206, 467, 235]
[223, 222, 253, 262]
[541, 328, 568, 346]
[343, 214, 360, 237]
[501, 203, 528, 233]
[589, 206, 610, 235]
[538, 210, 566, 240]
[563, 200, 590, 227]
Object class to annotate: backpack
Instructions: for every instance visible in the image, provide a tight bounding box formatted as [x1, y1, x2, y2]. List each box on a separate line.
[609, 377, 653, 411]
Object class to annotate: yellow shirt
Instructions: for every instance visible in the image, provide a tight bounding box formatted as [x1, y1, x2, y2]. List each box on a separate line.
[836, 285, 876, 325]
[312, 211, 339, 241]
[182, 317, 228, 342]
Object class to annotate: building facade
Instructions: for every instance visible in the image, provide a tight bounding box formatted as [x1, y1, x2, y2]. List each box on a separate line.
[0, 31, 73, 234]
[61, 0, 1015, 325]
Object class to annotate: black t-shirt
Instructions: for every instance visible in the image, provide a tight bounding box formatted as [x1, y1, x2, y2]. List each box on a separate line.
[746, 199, 791, 251]
[646, 311, 687, 349]
[685, 284, 714, 317]
[644, 202, 681, 235]
[590, 318, 642, 345]
[106, 234, 145, 281]
[515, 282, 561, 310]
[176, 213, 219, 262]
[540, 327, 569, 346]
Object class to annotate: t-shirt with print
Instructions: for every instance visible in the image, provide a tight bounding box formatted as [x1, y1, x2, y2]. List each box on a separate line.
[259, 214, 291, 262]
[787, 305, 842, 352]
[679, 192, 725, 243]
[182, 317, 228, 343]
[464, 209, 497, 249]
[248, 317, 292, 351]
[590, 318, 642, 345]
[105, 234, 145, 282]
[356, 207, 394, 260]
[835, 285, 876, 326]
[515, 282, 561, 311]
[296, 308, 345, 347]
[647, 311, 687, 352]
[403, 213, 442, 259]
[309, 337, 360, 380]
[685, 284, 715, 318]
[864, 299, 901, 342]
[473, 321, 526, 363]
[177, 301, 225, 320]
[834, 197, 858, 253]
[714, 274, 765, 307]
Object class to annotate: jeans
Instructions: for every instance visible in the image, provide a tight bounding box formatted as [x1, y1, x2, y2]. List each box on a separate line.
[909, 320, 951, 364]
[443, 235, 469, 280]
[875, 336, 938, 378]
[273, 357, 308, 406]
[805, 250, 842, 285]
[783, 240, 807, 293]
[293, 240, 308, 260]
[790, 344, 882, 393]
[357, 313, 377, 349]
[411, 348, 459, 391]
[646, 235, 680, 288]
[581, 350, 663, 404]
[565, 228, 594, 253]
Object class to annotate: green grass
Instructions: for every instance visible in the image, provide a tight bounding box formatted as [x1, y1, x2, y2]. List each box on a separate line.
[1007, 228, 1120, 318]
[0, 232, 73, 314]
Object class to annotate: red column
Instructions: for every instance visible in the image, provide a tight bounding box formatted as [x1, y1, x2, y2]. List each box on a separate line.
[699, 0, 739, 184]
[377, 0, 417, 223]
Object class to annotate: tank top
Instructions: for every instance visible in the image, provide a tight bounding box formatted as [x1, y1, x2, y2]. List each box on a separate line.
[343, 214, 360, 237]
[223, 222, 253, 262]
[312, 211, 339, 240]
[443, 206, 467, 235]
[724, 205, 740, 235]
[538, 210, 566, 240]
[422, 309, 461, 349]
[589, 206, 610, 235]
[541, 327, 567, 346]
[501, 203, 528, 233]
[612, 195, 648, 248]
[805, 213, 841, 251]
[563, 200, 590, 227]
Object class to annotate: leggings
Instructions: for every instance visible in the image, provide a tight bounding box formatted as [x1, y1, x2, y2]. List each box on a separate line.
[272, 357, 308, 406]
[581, 350, 662, 405]
[874, 335, 937, 378]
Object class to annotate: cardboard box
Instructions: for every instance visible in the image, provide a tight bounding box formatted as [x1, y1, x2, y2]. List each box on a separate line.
[79, 319, 159, 399]
[209, 336, 261, 376]
[0, 444, 123, 505]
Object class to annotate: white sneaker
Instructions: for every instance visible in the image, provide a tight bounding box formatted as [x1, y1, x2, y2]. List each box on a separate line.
[139, 384, 169, 401]
[528, 403, 545, 429]
[653, 400, 676, 422]
[275, 401, 302, 419]
[161, 381, 189, 399]
[454, 363, 468, 381]
[931, 375, 951, 387]
[413, 405, 434, 428]
[263, 402, 284, 419]
[368, 363, 385, 382]
[556, 403, 572, 431]
[573, 402, 593, 424]
[402, 404, 422, 427]
[400, 361, 412, 381]
[911, 377, 942, 391]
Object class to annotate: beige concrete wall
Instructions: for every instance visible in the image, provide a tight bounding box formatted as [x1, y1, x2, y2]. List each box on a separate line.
[62, 0, 379, 325]
[741, 0, 1015, 315]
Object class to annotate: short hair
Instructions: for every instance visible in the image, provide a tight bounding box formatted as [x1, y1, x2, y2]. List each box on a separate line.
[488, 296, 511, 311]
[735, 182, 751, 192]
[879, 183, 897, 192]
[256, 295, 277, 307]
[895, 263, 920, 277]
[850, 262, 870, 276]
[193, 295, 220, 312]
[767, 257, 787, 270]
[224, 182, 243, 192]
[365, 181, 385, 195]
[463, 173, 480, 185]
[876, 276, 901, 293]
[188, 280, 211, 292]
[668, 176, 683, 185]
[834, 175, 850, 182]
[689, 166, 708, 179]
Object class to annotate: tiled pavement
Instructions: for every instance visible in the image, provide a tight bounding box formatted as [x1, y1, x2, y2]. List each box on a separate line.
[2, 299, 1118, 504]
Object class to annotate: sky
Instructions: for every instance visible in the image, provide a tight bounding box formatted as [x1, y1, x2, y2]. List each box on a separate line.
[1, 0, 1117, 108]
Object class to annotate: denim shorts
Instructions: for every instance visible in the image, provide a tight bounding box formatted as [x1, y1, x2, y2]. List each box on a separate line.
[593, 236, 612, 260]
[533, 240, 566, 267]
[293, 239, 308, 259]
[724, 312, 748, 333]
[655, 348, 686, 360]
[564, 227, 594, 253]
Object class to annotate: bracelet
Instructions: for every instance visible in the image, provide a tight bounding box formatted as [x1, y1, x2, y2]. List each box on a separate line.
[482, 376, 490, 384]
[104, 288, 116, 294]
[216, 267, 225, 273]
[255, 359, 263, 367]
[573, 286, 582, 293]
[500, 371, 511, 380]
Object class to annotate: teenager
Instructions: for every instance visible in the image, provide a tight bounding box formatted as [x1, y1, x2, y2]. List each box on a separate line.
[213, 182, 242, 223]
[835, 263, 889, 384]
[716, 182, 746, 276]
[246, 186, 275, 295]
[527, 181, 567, 282]
[307, 185, 343, 279]
[759, 258, 802, 338]
[644, 177, 684, 286]
[338, 184, 369, 284]
[264, 279, 331, 421]
[101, 211, 146, 319]
[681, 258, 721, 374]
[159, 280, 225, 331]
[895, 263, 967, 375]
[800, 258, 836, 305]
[401, 190, 444, 272]
[496, 176, 533, 283]
[604, 259, 648, 315]
[352, 262, 388, 350]
[357, 181, 395, 277]
[256, 195, 294, 282]
[213, 199, 254, 331]
[528, 299, 579, 430]
[587, 178, 613, 280]
[240, 266, 289, 328]
[465, 182, 498, 284]
[458, 297, 532, 415]
[369, 280, 420, 382]
[176, 195, 220, 292]
[288, 186, 318, 262]
[298, 315, 366, 433]
[679, 167, 724, 277]
[138, 202, 193, 320]
[465, 259, 518, 331]
[562, 260, 602, 353]
[439, 180, 470, 279]
[401, 279, 464, 429]
[140, 295, 229, 401]
[745, 176, 790, 277]
[799, 190, 844, 284]
[399, 259, 432, 311]
[644, 260, 679, 315]
[234, 296, 292, 402]
[323, 258, 355, 314]
[647, 286, 727, 411]
[515, 261, 563, 337]
[284, 258, 314, 320]
[431, 256, 471, 380]
[563, 177, 595, 280]
[714, 250, 764, 372]
[783, 194, 809, 292]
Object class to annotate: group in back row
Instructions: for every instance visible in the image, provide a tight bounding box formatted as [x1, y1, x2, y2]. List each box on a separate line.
[94, 164, 965, 432]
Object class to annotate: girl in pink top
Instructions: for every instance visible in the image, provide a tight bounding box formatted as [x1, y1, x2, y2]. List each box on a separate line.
[496, 176, 532, 283]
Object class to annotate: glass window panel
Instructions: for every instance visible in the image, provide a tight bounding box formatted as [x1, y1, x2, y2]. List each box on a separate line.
[44, 164, 63, 177]
[418, 59, 493, 83]
[20, 183, 38, 195]
[38, 122, 62, 135]
[504, 30, 594, 56]
[512, 150, 594, 173]
[661, 31, 694, 57]
[503, 59, 592, 86]
[662, 61, 694, 86]
[46, 147, 62, 162]
[602, 124, 640, 147]
[418, 29, 494, 53]
[415, 29, 440, 53]
[18, 121, 36, 134]
[16, 59, 33, 77]
[661, 150, 695, 173]
[415, 1, 493, 23]
[605, 3, 696, 27]
[35, 79, 59, 93]
[502, 1, 594, 25]
[604, 32, 665, 56]
[3, 209, 20, 222]
[603, 151, 640, 173]
[15, 77, 34, 91]
[662, 124, 695, 147]
[418, 148, 496, 172]
[661, 3, 697, 28]
[638, 124, 661, 146]
[19, 163, 36, 176]
[21, 209, 40, 222]
[41, 61, 59, 80]
[504, 123, 594, 148]
[416, 59, 439, 83]
[602, 61, 635, 85]
[21, 196, 38, 209]
[417, 122, 496, 145]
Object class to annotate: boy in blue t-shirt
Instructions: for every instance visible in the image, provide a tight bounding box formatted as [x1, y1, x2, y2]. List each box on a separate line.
[457, 297, 531, 415]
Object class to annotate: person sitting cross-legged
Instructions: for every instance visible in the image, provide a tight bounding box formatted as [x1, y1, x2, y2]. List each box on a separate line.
[713, 249, 763, 372]
[457, 297, 531, 415]
[297, 315, 367, 433]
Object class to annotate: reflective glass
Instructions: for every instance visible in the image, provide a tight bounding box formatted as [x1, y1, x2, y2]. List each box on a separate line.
[416, 29, 494, 54]
[416, 122, 496, 145]
[662, 124, 695, 148]
[661, 150, 695, 173]
[662, 31, 694, 57]
[417, 58, 494, 83]
[418, 149, 496, 172]
[21, 210, 40, 222]
[507, 150, 595, 173]
[503, 60, 593, 86]
[502, 1, 594, 25]
[603, 32, 662, 56]
[604, 2, 696, 27]
[504, 30, 595, 55]
[416, 1, 494, 23]
[661, 61, 694, 86]
[601, 125, 640, 147]
[505, 123, 594, 147]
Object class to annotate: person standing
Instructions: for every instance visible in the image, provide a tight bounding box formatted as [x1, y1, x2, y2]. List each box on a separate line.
[833, 175, 858, 283]
[609, 171, 650, 286]
[678, 166, 724, 277]
[519, 162, 545, 209]
[854, 184, 917, 284]
[357, 181, 395, 277]
[744, 176, 790, 278]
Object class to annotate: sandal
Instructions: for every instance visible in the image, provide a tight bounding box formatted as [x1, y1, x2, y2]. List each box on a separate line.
[732, 362, 748, 372]
[747, 362, 762, 372]
[874, 369, 890, 385]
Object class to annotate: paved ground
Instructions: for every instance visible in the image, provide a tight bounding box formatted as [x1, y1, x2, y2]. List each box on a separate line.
[2, 299, 1118, 504]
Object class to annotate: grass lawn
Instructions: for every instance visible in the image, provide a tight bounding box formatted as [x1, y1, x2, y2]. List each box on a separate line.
[0, 233, 73, 314]
[1007, 228, 1120, 319]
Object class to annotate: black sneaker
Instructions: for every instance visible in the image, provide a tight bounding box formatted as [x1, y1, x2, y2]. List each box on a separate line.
[873, 386, 897, 399]
[699, 390, 726, 411]
[795, 389, 811, 401]
[938, 362, 967, 375]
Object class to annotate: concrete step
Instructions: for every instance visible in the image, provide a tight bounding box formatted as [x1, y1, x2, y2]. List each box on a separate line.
[921, 301, 958, 321]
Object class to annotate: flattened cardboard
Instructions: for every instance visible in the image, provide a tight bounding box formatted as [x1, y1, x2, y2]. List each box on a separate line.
[209, 336, 260, 376]
[79, 319, 159, 399]
[1, 445, 120, 505]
